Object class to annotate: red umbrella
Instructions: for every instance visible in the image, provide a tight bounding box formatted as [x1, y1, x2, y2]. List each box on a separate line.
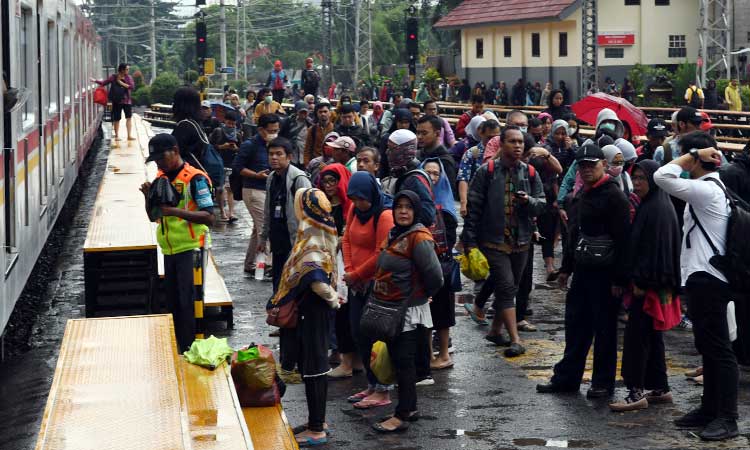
[571, 93, 649, 137]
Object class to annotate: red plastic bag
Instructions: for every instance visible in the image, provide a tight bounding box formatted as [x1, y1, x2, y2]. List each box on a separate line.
[94, 86, 108, 105]
[231, 344, 283, 407]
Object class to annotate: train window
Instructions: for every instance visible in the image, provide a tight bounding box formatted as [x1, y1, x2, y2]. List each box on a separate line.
[19, 8, 35, 128]
[63, 30, 70, 105]
[47, 22, 58, 113]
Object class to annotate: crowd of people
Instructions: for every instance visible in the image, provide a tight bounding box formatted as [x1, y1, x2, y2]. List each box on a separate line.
[147, 76, 750, 446]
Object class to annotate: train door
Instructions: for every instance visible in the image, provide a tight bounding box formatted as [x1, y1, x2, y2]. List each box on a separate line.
[36, 6, 45, 206]
[62, 28, 69, 172]
[1, 0, 7, 273]
[46, 19, 58, 189]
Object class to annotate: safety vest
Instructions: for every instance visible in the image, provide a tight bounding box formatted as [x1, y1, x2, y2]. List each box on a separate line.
[156, 163, 212, 255]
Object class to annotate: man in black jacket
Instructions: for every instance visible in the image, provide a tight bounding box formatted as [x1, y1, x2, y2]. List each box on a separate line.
[335, 104, 370, 148]
[461, 126, 546, 357]
[416, 115, 457, 193]
[537, 143, 630, 398]
[719, 142, 750, 202]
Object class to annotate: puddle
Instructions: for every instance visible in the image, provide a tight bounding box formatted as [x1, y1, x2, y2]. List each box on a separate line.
[513, 438, 598, 448]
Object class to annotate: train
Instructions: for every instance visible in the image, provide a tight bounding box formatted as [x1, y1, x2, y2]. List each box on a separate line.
[1, 0, 102, 332]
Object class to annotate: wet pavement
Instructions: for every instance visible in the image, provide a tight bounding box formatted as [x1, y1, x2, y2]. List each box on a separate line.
[2, 127, 750, 449]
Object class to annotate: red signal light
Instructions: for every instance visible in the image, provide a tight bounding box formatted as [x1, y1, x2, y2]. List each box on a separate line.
[199, 37, 205, 42]
[409, 34, 416, 40]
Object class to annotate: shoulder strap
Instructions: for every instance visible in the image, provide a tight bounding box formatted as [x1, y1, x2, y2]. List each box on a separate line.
[527, 162, 535, 178]
[687, 205, 720, 255]
[290, 173, 309, 195]
[178, 118, 210, 145]
[488, 159, 495, 175]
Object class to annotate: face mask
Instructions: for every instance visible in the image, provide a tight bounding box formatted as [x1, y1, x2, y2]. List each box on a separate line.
[600, 123, 616, 132]
[342, 101, 351, 105]
[265, 133, 278, 141]
[264, 95, 273, 104]
[519, 126, 528, 133]
[567, 127, 577, 137]
[607, 165, 623, 177]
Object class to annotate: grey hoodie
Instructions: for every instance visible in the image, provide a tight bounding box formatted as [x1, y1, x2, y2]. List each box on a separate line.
[595, 108, 624, 139]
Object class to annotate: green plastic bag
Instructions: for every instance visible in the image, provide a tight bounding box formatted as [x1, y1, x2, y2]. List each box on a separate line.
[370, 341, 395, 385]
[457, 248, 489, 281]
[183, 335, 234, 370]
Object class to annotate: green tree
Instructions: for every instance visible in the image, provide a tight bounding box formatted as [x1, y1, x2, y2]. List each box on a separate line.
[150, 72, 182, 104]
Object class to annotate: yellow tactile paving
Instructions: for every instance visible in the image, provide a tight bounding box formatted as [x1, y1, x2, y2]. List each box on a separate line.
[177, 358, 254, 449]
[242, 405, 299, 450]
[35, 315, 190, 450]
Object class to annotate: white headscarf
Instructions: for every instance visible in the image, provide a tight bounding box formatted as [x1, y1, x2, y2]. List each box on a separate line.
[466, 115, 486, 142]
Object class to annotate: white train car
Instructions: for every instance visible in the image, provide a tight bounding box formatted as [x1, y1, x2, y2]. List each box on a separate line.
[1, 0, 102, 332]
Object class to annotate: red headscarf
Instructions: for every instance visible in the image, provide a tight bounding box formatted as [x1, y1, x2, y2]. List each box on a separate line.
[274, 60, 282, 70]
[305, 57, 313, 69]
[318, 163, 352, 217]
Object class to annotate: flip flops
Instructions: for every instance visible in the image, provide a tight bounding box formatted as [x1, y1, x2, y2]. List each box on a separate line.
[296, 435, 329, 447]
[347, 390, 373, 403]
[463, 303, 489, 325]
[372, 418, 410, 433]
[292, 425, 331, 436]
[353, 398, 392, 409]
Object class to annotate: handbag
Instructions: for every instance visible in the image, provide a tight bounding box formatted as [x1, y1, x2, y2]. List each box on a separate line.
[574, 230, 615, 267]
[266, 300, 298, 329]
[441, 257, 462, 293]
[359, 295, 409, 342]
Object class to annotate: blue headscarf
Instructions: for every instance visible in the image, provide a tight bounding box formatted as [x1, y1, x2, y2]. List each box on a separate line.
[419, 158, 457, 221]
[347, 172, 388, 224]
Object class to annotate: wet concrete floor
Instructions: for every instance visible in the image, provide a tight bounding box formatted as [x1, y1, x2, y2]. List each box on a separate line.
[1, 127, 750, 449]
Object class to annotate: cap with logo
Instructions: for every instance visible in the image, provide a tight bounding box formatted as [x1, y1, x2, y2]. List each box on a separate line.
[646, 118, 669, 138]
[201, 100, 211, 109]
[328, 136, 356, 153]
[146, 133, 178, 162]
[699, 111, 713, 131]
[575, 143, 605, 162]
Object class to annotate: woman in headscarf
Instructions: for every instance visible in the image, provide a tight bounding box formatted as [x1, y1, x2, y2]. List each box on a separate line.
[541, 89, 572, 121]
[318, 164, 358, 380]
[267, 60, 288, 104]
[371, 190, 443, 433]
[342, 172, 396, 409]
[421, 158, 458, 369]
[269, 188, 340, 447]
[379, 108, 416, 178]
[610, 160, 681, 412]
[449, 114, 484, 163]
[602, 144, 639, 221]
[545, 120, 577, 177]
[415, 82, 431, 103]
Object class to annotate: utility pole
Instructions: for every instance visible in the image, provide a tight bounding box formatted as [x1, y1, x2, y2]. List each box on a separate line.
[697, 0, 732, 87]
[243, 0, 248, 79]
[150, 0, 157, 84]
[235, 0, 240, 80]
[220, 0, 228, 83]
[354, 0, 360, 85]
[580, 0, 598, 98]
[321, 1, 333, 90]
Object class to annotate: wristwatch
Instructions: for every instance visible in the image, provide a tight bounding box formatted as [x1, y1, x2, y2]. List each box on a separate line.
[689, 148, 700, 160]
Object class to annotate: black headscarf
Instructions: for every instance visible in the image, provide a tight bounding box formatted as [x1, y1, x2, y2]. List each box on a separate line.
[627, 160, 681, 289]
[347, 171, 385, 224]
[390, 190, 420, 243]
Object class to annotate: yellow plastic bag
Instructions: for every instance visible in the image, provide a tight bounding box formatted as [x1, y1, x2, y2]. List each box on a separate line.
[457, 248, 489, 281]
[370, 341, 395, 385]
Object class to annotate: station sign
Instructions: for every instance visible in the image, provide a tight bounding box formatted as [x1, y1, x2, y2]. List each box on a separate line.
[219, 67, 235, 74]
[597, 32, 635, 46]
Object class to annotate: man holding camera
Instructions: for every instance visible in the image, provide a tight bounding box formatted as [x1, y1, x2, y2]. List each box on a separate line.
[460, 126, 546, 358]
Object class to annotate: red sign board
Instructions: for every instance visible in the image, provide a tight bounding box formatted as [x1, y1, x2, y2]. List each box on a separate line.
[597, 34, 635, 46]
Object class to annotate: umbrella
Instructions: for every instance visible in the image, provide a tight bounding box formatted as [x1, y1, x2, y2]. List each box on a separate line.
[571, 93, 649, 137]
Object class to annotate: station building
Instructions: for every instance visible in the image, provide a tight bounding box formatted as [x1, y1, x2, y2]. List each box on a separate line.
[435, 0, 701, 101]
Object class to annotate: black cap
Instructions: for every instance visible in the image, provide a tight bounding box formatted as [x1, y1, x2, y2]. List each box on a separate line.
[575, 143, 605, 162]
[146, 133, 177, 162]
[647, 118, 669, 138]
[676, 106, 703, 126]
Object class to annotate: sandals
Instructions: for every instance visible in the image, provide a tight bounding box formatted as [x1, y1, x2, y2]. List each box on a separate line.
[430, 359, 454, 370]
[463, 303, 489, 325]
[546, 270, 560, 282]
[292, 425, 331, 436]
[517, 321, 537, 332]
[347, 389, 372, 403]
[353, 398, 392, 409]
[227, 216, 239, 224]
[296, 435, 329, 447]
[372, 420, 409, 433]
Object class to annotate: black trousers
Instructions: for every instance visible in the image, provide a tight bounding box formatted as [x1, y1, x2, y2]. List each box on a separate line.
[164, 250, 197, 352]
[272, 89, 285, 104]
[349, 288, 379, 387]
[515, 245, 534, 322]
[537, 210, 557, 259]
[335, 302, 356, 354]
[551, 268, 620, 390]
[274, 244, 295, 371]
[686, 272, 738, 420]
[387, 329, 420, 420]
[621, 294, 669, 391]
[271, 246, 291, 293]
[415, 326, 431, 380]
[297, 297, 331, 432]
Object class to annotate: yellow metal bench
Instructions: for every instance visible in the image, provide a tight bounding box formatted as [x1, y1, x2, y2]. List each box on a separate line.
[242, 405, 299, 450]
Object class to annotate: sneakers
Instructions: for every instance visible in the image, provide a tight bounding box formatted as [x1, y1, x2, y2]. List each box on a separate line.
[485, 334, 511, 346]
[609, 390, 648, 412]
[699, 418, 739, 441]
[677, 315, 693, 330]
[536, 382, 579, 394]
[415, 376, 435, 386]
[674, 408, 714, 428]
[586, 386, 614, 399]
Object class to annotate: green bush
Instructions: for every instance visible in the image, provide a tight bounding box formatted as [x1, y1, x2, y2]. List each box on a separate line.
[672, 62, 697, 104]
[184, 70, 199, 84]
[132, 86, 152, 106]
[150, 72, 181, 104]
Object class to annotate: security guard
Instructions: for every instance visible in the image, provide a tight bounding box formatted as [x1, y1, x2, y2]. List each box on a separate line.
[140, 134, 215, 351]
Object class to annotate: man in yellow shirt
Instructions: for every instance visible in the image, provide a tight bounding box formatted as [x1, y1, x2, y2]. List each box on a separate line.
[684, 82, 704, 108]
[725, 79, 743, 112]
[253, 87, 286, 123]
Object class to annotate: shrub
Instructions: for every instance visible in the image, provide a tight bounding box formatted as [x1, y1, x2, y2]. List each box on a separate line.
[150, 72, 181, 104]
[184, 70, 199, 84]
[132, 86, 152, 106]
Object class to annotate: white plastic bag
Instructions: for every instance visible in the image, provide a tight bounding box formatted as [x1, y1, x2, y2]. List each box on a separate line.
[728, 301, 738, 342]
[336, 251, 348, 304]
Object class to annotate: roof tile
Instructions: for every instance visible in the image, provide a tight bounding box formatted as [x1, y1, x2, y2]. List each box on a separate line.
[434, 0, 578, 29]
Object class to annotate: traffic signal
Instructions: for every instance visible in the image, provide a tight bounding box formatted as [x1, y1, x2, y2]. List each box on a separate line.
[406, 17, 418, 59]
[196, 21, 207, 62]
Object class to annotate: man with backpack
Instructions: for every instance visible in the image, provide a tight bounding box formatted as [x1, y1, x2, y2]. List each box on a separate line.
[461, 126, 546, 358]
[267, 60, 288, 104]
[301, 57, 320, 98]
[685, 81, 705, 109]
[654, 131, 739, 441]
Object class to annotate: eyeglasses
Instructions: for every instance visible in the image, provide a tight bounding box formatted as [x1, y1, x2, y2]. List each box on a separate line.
[321, 177, 338, 186]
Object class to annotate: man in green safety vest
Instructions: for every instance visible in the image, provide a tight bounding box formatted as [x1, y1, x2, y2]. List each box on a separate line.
[140, 133, 215, 351]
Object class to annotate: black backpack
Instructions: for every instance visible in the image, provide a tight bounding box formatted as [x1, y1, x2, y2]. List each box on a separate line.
[109, 81, 127, 103]
[688, 87, 701, 108]
[688, 177, 750, 292]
